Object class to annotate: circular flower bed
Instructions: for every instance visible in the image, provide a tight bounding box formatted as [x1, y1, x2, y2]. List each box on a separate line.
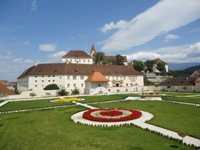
[82, 108, 142, 122]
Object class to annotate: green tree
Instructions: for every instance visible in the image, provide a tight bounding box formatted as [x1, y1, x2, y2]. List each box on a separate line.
[167, 70, 179, 77]
[157, 62, 166, 75]
[57, 88, 69, 96]
[93, 52, 105, 64]
[133, 60, 144, 72]
[43, 84, 59, 90]
[30, 92, 36, 98]
[71, 87, 80, 95]
[144, 60, 154, 72]
[13, 84, 20, 94]
[115, 54, 124, 65]
[143, 75, 154, 85]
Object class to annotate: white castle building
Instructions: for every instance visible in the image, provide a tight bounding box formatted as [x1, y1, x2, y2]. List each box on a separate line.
[17, 46, 144, 95]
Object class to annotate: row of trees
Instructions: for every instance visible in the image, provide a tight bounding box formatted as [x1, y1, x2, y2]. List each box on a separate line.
[133, 60, 167, 76]
[93, 52, 124, 65]
[133, 60, 178, 77]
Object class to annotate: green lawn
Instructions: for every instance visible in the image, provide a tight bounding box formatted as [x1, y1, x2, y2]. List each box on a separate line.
[0, 93, 199, 150]
[0, 106, 195, 150]
[93, 101, 200, 138]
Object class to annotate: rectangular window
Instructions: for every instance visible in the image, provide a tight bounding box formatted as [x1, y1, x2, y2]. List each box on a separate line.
[74, 84, 76, 87]
[42, 80, 44, 82]
[53, 80, 55, 82]
[81, 84, 84, 87]
[35, 80, 37, 82]
[48, 80, 50, 82]
[126, 83, 128, 86]
[67, 84, 70, 87]
[35, 76, 37, 78]
[73, 76, 76, 80]
[81, 76, 84, 80]
[68, 76, 70, 80]
[35, 85, 37, 87]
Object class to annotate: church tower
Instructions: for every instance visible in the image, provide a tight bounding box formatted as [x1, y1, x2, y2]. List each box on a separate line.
[90, 44, 96, 57]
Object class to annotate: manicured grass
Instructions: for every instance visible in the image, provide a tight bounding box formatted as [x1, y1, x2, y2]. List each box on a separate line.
[0, 99, 74, 111]
[0, 106, 195, 150]
[0, 94, 138, 112]
[80, 93, 139, 103]
[93, 101, 200, 138]
[162, 96, 200, 104]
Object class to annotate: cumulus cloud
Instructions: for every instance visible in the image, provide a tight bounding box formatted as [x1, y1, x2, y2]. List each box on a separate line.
[14, 58, 34, 64]
[100, 20, 130, 33]
[0, 51, 11, 60]
[164, 34, 179, 42]
[49, 51, 66, 59]
[99, 0, 200, 52]
[126, 42, 200, 63]
[24, 41, 30, 46]
[31, 0, 38, 11]
[39, 44, 56, 52]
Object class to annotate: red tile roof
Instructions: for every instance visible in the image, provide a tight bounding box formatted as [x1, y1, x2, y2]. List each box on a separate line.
[104, 56, 128, 62]
[62, 50, 91, 58]
[0, 83, 15, 95]
[85, 72, 109, 82]
[18, 63, 142, 79]
[159, 77, 197, 86]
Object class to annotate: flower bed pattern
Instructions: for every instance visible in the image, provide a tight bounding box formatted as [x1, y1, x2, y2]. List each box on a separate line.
[83, 108, 142, 122]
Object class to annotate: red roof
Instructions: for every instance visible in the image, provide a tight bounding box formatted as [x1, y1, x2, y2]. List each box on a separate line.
[0, 83, 15, 95]
[62, 50, 91, 58]
[18, 63, 142, 79]
[85, 72, 109, 82]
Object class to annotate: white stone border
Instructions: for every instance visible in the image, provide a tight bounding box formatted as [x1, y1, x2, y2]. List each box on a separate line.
[71, 110, 153, 127]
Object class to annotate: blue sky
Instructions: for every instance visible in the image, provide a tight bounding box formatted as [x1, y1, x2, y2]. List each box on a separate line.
[0, 0, 200, 81]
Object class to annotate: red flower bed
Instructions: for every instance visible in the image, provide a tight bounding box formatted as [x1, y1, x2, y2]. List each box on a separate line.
[100, 110, 123, 116]
[82, 108, 142, 122]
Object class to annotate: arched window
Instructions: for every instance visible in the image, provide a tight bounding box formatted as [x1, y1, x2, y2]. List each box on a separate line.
[116, 83, 119, 87]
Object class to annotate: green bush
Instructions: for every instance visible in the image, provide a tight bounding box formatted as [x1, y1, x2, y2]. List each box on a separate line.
[44, 84, 59, 90]
[57, 88, 69, 96]
[71, 87, 80, 95]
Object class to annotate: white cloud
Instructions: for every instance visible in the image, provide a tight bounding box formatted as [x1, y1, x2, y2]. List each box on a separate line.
[14, 58, 34, 64]
[49, 51, 66, 59]
[31, 0, 38, 11]
[164, 34, 179, 42]
[0, 51, 11, 60]
[24, 41, 30, 46]
[100, 20, 130, 33]
[126, 42, 200, 63]
[39, 44, 56, 52]
[99, 0, 200, 52]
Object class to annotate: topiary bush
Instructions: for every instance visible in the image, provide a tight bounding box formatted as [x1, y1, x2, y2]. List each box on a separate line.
[43, 84, 59, 90]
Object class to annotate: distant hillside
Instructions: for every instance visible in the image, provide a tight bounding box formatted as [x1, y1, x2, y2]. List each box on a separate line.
[168, 62, 200, 70]
[175, 65, 200, 77]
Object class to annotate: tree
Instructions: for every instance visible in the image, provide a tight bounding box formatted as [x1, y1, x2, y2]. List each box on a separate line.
[177, 131, 186, 143]
[71, 87, 80, 95]
[57, 88, 69, 96]
[43, 84, 59, 90]
[157, 62, 166, 75]
[115, 54, 124, 65]
[30, 92, 36, 98]
[144, 60, 154, 72]
[143, 75, 154, 85]
[93, 52, 105, 64]
[133, 60, 144, 72]
[14, 84, 20, 94]
[167, 70, 179, 77]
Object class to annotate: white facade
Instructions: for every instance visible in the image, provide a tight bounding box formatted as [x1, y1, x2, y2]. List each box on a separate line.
[62, 58, 93, 64]
[18, 74, 144, 95]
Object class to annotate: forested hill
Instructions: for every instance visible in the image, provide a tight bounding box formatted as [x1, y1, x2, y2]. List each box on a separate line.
[175, 65, 200, 77]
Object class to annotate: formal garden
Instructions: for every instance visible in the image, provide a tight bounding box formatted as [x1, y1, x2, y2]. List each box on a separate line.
[0, 92, 200, 150]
